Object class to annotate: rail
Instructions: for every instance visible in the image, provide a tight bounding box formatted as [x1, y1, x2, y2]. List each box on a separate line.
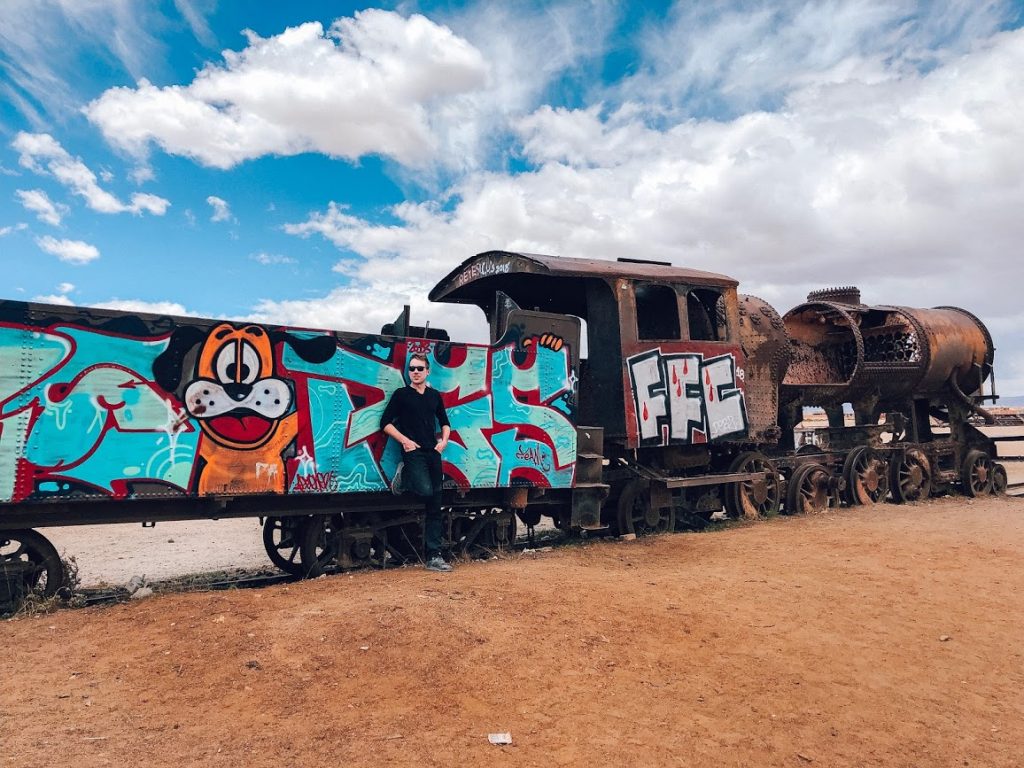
[991, 429, 1024, 496]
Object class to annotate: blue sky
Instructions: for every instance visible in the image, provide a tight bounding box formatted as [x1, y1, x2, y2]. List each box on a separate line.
[2, 1, 1024, 391]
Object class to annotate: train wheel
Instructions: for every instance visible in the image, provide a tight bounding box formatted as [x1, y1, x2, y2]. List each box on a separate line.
[992, 464, 1008, 495]
[617, 479, 674, 536]
[1, 529, 65, 599]
[842, 447, 889, 506]
[299, 514, 343, 577]
[785, 463, 832, 514]
[890, 448, 932, 503]
[726, 452, 780, 519]
[960, 450, 994, 497]
[261, 516, 305, 576]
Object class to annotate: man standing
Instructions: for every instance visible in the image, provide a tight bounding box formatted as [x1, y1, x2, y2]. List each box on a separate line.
[380, 353, 452, 572]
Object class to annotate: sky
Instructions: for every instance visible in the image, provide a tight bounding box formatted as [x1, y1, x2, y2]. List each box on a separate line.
[1, 0, 1023, 393]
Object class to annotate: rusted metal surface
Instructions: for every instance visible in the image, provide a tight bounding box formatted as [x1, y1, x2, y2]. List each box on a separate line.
[736, 294, 791, 443]
[430, 251, 738, 306]
[430, 250, 748, 451]
[780, 288, 994, 412]
[898, 306, 992, 395]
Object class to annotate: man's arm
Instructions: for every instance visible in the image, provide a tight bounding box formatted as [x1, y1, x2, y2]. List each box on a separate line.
[381, 390, 419, 452]
[434, 391, 450, 453]
[384, 422, 420, 453]
[435, 424, 450, 453]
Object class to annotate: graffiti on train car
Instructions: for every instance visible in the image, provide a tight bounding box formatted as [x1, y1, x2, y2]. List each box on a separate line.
[0, 319, 576, 503]
[152, 322, 338, 495]
[627, 349, 747, 446]
[282, 331, 576, 493]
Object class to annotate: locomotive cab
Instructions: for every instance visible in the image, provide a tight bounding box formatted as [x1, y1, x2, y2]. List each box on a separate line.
[429, 251, 749, 457]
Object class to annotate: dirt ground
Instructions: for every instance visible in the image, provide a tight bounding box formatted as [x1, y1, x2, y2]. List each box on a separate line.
[3, 494, 1023, 768]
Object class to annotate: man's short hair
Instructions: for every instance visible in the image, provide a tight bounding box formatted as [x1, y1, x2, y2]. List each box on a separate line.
[409, 353, 430, 368]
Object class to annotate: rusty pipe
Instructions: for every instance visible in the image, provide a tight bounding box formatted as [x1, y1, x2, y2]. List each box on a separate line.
[947, 372, 995, 425]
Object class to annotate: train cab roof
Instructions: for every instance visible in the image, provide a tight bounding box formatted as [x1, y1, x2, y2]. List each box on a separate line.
[429, 250, 738, 317]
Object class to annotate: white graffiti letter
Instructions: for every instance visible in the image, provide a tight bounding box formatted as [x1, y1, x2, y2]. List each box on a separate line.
[628, 351, 667, 443]
[702, 355, 747, 440]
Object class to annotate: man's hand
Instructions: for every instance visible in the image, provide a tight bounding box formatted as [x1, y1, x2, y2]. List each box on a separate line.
[434, 438, 448, 453]
[402, 440, 420, 452]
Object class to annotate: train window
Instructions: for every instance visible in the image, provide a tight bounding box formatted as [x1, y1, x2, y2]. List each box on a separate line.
[635, 283, 681, 340]
[687, 289, 724, 341]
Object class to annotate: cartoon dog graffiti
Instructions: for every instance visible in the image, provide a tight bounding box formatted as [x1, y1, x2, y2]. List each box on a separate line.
[153, 323, 335, 495]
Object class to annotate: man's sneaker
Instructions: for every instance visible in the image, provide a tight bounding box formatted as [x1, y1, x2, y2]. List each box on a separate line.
[390, 462, 404, 495]
[425, 555, 453, 572]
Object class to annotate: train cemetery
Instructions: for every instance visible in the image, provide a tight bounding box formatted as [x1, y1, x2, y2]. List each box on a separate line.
[2, 252, 1022, 765]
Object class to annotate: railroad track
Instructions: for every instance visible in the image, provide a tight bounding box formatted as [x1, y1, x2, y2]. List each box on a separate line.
[991, 432, 1024, 496]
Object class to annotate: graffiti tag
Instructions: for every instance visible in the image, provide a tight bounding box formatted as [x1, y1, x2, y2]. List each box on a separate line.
[293, 470, 340, 493]
[628, 349, 747, 446]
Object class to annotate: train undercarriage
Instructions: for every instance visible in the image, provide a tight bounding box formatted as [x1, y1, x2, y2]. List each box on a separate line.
[2, 418, 1009, 615]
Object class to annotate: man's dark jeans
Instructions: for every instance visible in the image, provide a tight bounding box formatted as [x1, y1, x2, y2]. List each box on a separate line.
[402, 448, 444, 558]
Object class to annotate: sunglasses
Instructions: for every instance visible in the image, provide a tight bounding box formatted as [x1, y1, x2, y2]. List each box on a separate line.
[408, 365, 427, 372]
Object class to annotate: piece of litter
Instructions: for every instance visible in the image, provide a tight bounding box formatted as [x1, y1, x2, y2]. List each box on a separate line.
[488, 733, 512, 745]
[359, 646, 370, 651]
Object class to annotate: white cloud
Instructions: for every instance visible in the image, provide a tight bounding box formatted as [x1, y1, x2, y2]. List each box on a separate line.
[206, 195, 232, 222]
[130, 165, 155, 184]
[172, 0, 217, 48]
[0, 223, 28, 236]
[31, 294, 74, 306]
[250, 252, 296, 266]
[32, 292, 192, 317]
[616, 0, 1015, 118]
[84, 11, 490, 170]
[93, 299, 191, 316]
[36, 235, 100, 265]
[250, 284, 486, 343]
[15, 188, 65, 226]
[0, 0, 217, 124]
[12, 132, 170, 215]
[281, 23, 1024, 391]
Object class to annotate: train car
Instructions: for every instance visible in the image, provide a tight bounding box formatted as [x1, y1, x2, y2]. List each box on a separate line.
[0, 251, 1004, 611]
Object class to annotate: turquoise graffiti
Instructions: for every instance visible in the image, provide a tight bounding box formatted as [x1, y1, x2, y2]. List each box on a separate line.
[0, 313, 577, 505]
[0, 322, 198, 503]
[283, 335, 577, 492]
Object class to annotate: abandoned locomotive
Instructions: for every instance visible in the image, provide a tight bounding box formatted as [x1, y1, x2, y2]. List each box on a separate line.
[0, 251, 1003, 608]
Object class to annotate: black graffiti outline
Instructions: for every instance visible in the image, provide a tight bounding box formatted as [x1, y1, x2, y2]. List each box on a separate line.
[628, 349, 748, 446]
[699, 352, 748, 441]
[660, 352, 705, 443]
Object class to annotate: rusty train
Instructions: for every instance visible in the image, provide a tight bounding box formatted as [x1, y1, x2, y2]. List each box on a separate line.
[0, 251, 1005, 609]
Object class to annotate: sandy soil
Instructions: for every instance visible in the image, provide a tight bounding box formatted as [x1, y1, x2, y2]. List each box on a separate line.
[3, 494, 1023, 768]
[44, 518, 274, 588]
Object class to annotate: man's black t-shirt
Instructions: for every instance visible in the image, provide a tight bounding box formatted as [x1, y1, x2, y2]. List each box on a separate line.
[379, 386, 450, 449]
